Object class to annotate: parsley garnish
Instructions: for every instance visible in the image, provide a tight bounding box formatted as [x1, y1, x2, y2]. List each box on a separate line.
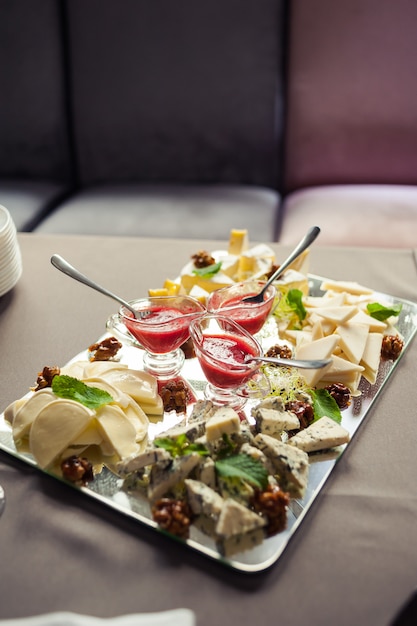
[154, 433, 209, 457]
[51, 375, 114, 410]
[192, 262, 222, 278]
[215, 454, 268, 490]
[367, 302, 402, 321]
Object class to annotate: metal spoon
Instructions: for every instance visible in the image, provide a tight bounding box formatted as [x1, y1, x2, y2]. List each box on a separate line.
[50, 254, 145, 319]
[246, 356, 332, 369]
[242, 225, 321, 304]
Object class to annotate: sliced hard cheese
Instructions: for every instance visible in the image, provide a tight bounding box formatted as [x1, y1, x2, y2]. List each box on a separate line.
[96, 404, 139, 460]
[348, 309, 387, 332]
[228, 229, 249, 255]
[312, 306, 357, 325]
[180, 271, 235, 294]
[288, 416, 350, 453]
[320, 279, 374, 295]
[29, 399, 94, 469]
[295, 335, 338, 386]
[336, 322, 369, 364]
[361, 332, 384, 384]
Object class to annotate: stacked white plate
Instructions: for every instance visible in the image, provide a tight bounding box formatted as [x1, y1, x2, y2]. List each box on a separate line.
[0, 205, 22, 297]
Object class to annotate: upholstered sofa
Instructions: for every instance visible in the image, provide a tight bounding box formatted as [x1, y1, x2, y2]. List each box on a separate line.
[1, 0, 417, 247]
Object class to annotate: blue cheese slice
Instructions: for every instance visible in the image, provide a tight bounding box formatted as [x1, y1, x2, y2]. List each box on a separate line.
[288, 416, 350, 453]
[205, 407, 241, 442]
[215, 498, 266, 538]
[184, 479, 224, 518]
[148, 453, 202, 501]
[251, 406, 300, 436]
[254, 433, 309, 498]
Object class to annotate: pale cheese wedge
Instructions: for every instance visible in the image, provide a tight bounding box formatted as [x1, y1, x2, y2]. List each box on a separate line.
[83, 361, 129, 378]
[348, 309, 387, 332]
[122, 399, 149, 441]
[295, 335, 338, 386]
[336, 322, 369, 364]
[360, 332, 384, 384]
[312, 306, 357, 325]
[288, 416, 350, 453]
[228, 229, 249, 255]
[180, 271, 235, 294]
[29, 399, 94, 469]
[320, 280, 374, 295]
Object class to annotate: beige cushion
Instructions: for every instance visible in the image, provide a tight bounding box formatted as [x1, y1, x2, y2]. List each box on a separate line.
[279, 185, 417, 248]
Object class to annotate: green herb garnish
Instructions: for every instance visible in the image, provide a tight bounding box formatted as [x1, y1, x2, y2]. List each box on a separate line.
[310, 388, 342, 424]
[215, 454, 268, 490]
[51, 375, 114, 410]
[192, 262, 222, 278]
[367, 301, 402, 321]
[154, 433, 209, 457]
[273, 288, 306, 329]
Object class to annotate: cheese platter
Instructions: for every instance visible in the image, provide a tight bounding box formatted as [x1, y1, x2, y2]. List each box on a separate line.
[1, 268, 416, 573]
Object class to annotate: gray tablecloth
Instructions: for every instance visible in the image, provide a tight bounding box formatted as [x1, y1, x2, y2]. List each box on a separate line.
[1, 234, 417, 625]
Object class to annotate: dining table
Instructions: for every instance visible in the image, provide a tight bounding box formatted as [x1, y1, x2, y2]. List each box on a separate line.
[1, 232, 417, 626]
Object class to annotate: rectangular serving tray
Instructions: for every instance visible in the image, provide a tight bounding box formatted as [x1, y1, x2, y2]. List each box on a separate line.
[1, 275, 417, 573]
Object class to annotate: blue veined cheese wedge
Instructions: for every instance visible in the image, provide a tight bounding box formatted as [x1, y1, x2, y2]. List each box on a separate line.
[148, 453, 202, 501]
[287, 416, 350, 453]
[251, 402, 300, 437]
[29, 399, 94, 469]
[215, 498, 266, 538]
[254, 433, 309, 499]
[116, 447, 172, 476]
[205, 407, 241, 442]
[184, 479, 224, 517]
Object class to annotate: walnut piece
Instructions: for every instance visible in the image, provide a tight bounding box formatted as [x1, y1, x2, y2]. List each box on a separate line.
[251, 484, 289, 536]
[265, 344, 293, 361]
[32, 365, 60, 391]
[381, 335, 404, 361]
[152, 498, 193, 538]
[324, 382, 352, 410]
[191, 250, 216, 268]
[160, 379, 188, 413]
[88, 336, 122, 361]
[61, 455, 94, 485]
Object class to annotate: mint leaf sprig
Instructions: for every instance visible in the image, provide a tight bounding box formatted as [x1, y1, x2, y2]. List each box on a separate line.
[310, 388, 342, 424]
[215, 454, 269, 491]
[154, 433, 209, 457]
[192, 262, 222, 278]
[51, 375, 114, 410]
[367, 301, 402, 321]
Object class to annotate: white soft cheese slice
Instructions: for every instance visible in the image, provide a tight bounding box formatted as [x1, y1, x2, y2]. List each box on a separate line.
[336, 322, 369, 364]
[83, 361, 128, 378]
[29, 399, 94, 469]
[96, 404, 139, 460]
[98, 368, 159, 405]
[304, 293, 346, 308]
[348, 309, 387, 332]
[12, 389, 56, 440]
[288, 416, 350, 453]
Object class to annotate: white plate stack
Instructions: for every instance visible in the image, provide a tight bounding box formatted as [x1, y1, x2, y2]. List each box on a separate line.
[0, 205, 22, 297]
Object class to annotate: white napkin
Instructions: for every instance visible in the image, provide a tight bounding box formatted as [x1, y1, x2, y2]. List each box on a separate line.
[0, 610, 195, 626]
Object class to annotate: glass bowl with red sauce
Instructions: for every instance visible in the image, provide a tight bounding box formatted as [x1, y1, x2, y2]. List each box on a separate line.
[206, 280, 277, 335]
[189, 314, 270, 409]
[108, 295, 206, 379]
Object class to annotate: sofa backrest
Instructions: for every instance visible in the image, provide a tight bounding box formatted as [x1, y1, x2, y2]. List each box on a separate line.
[0, 0, 72, 182]
[284, 0, 417, 192]
[65, 0, 285, 189]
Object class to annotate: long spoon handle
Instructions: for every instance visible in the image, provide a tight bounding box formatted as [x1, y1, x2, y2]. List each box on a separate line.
[247, 356, 332, 369]
[50, 254, 138, 317]
[264, 225, 321, 289]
